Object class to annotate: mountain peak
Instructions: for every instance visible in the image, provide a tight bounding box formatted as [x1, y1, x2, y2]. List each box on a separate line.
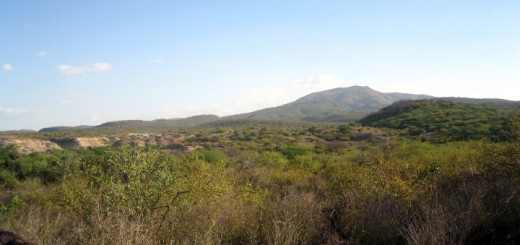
[226, 86, 433, 122]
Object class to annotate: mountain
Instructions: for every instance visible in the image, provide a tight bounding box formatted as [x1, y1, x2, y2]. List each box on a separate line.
[35, 86, 520, 133]
[40, 86, 435, 132]
[225, 86, 433, 122]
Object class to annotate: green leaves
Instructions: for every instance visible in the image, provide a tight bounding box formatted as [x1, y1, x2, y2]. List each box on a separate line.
[62, 147, 180, 219]
[361, 100, 517, 142]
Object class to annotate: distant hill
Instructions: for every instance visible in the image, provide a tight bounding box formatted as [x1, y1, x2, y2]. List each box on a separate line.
[39, 115, 220, 133]
[434, 97, 520, 109]
[360, 99, 518, 142]
[39, 125, 94, 133]
[0, 129, 37, 134]
[225, 86, 433, 122]
[96, 115, 220, 129]
[35, 86, 520, 133]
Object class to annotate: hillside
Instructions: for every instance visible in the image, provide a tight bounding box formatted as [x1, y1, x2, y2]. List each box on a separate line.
[434, 97, 520, 109]
[39, 115, 220, 133]
[226, 86, 433, 122]
[360, 99, 518, 142]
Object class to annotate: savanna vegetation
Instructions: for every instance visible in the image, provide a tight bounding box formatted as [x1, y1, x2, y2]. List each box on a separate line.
[1, 103, 520, 244]
[361, 100, 517, 142]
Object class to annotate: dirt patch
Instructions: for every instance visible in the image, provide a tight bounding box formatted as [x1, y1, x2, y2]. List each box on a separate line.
[51, 137, 111, 148]
[0, 137, 62, 154]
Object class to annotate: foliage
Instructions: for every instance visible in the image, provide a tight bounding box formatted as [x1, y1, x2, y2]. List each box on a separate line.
[361, 100, 517, 142]
[2, 120, 520, 244]
[0, 195, 26, 219]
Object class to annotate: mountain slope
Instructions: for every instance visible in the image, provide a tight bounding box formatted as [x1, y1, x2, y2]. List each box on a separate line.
[360, 99, 517, 142]
[226, 86, 433, 122]
[434, 97, 520, 109]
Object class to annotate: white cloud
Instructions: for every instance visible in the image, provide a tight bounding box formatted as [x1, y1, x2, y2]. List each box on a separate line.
[294, 74, 345, 88]
[139, 88, 297, 119]
[36, 51, 48, 57]
[90, 113, 101, 123]
[141, 75, 350, 119]
[209, 75, 349, 116]
[57, 62, 112, 75]
[233, 87, 296, 110]
[0, 107, 27, 114]
[2, 64, 13, 71]
[60, 94, 77, 104]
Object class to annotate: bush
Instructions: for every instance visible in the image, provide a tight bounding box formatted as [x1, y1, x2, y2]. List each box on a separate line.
[279, 144, 313, 160]
[0, 169, 18, 189]
[192, 149, 228, 165]
[59, 147, 186, 238]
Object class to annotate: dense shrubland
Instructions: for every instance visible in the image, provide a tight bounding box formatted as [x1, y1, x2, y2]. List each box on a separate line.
[361, 100, 517, 142]
[1, 122, 520, 244]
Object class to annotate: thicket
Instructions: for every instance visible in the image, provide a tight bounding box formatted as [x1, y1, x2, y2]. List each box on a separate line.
[360, 100, 517, 142]
[1, 125, 519, 244]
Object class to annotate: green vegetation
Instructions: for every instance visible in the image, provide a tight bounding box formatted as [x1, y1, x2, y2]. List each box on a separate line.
[2, 96, 520, 244]
[1, 119, 519, 244]
[435, 97, 520, 109]
[360, 100, 517, 142]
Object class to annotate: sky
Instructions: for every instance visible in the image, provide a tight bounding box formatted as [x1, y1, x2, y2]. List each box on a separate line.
[1, 1, 519, 130]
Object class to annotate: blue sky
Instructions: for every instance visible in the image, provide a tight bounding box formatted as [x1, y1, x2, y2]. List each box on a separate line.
[1, 1, 519, 130]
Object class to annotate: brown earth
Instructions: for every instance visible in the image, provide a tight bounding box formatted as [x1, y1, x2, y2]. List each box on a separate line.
[50, 137, 111, 148]
[1, 133, 198, 154]
[0, 137, 62, 154]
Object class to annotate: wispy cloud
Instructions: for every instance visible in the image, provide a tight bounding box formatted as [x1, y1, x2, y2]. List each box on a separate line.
[0, 107, 27, 114]
[2, 64, 13, 72]
[60, 94, 77, 104]
[90, 113, 101, 123]
[232, 87, 296, 111]
[57, 62, 112, 75]
[131, 74, 350, 119]
[294, 74, 345, 88]
[36, 51, 48, 57]
[225, 75, 348, 115]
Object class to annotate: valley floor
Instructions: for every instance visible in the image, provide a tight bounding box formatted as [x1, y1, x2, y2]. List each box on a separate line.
[1, 124, 519, 244]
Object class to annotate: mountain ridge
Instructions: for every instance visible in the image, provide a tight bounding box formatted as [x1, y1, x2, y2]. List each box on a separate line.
[223, 86, 433, 122]
[33, 86, 520, 132]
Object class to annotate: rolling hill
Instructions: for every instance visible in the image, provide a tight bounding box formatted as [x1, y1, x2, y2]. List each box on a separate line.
[39, 115, 220, 133]
[360, 99, 518, 142]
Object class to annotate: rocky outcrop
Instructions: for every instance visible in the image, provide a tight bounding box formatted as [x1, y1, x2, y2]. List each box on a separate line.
[0, 138, 62, 154]
[51, 137, 111, 148]
[0, 133, 196, 154]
